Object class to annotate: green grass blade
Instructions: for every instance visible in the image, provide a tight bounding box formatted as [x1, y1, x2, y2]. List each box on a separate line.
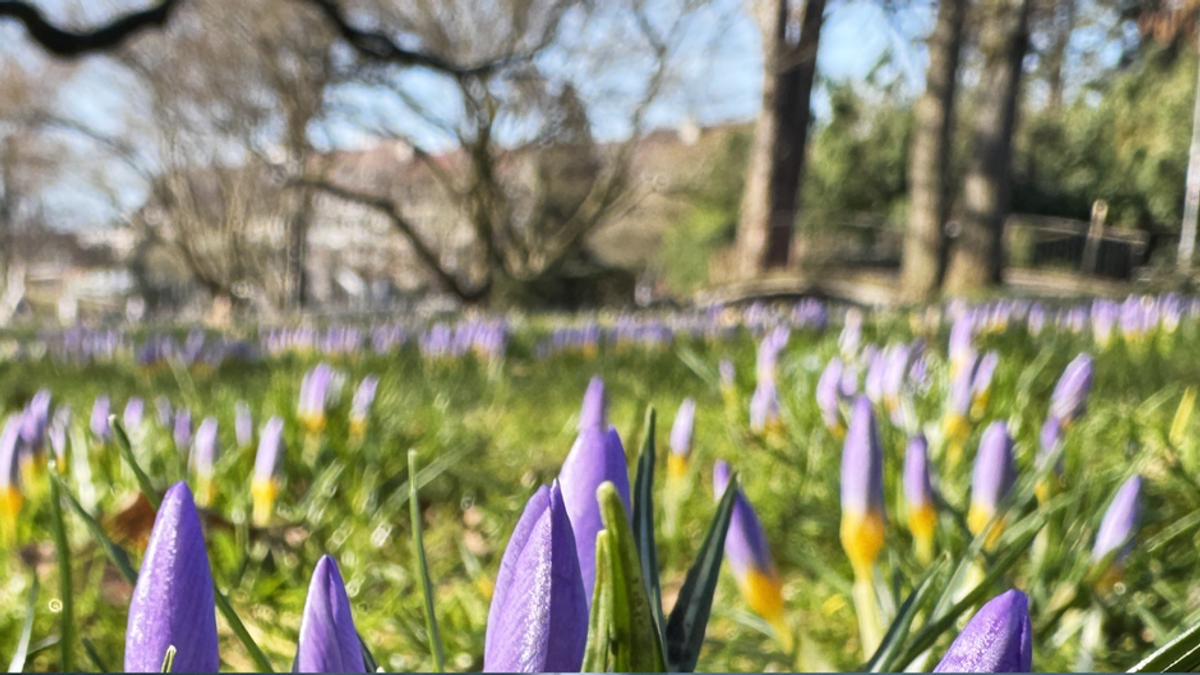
[864, 557, 947, 672]
[664, 469, 738, 673]
[7, 571, 39, 673]
[110, 416, 160, 509]
[357, 632, 380, 673]
[582, 532, 616, 673]
[213, 587, 274, 672]
[409, 450, 446, 673]
[1128, 619, 1200, 672]
[632, 405, 666, 641]
[81, 638, 109, 672]
[51, 473, 138, 585]
[47, 477, 76, 672]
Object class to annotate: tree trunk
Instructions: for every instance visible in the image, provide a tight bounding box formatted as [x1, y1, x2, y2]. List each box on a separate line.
[733, 0, 825, 278]
[1043, 0, 1074, 111]
[901, 0, 965, 301]
[286, 188, 312, 309]
[943, 0, 1032, 294]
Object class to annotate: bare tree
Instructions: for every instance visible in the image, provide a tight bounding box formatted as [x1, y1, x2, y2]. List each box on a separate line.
[943, 0, 1033, 293]
[901, 0, 966, 300]
[731, 0, 826, 279]
[300, 0, 714, 305]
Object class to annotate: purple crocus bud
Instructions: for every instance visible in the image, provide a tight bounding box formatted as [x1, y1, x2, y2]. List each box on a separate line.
[124, 397, 144, 433]
[668, 398, 696, 480]
[1, 415, 23, 533]
[174, 408, 192, 455]
[1093, 474, 1142, 567]
[968, 422, 1017, 549]
[49, 406, 69, 471]
[933, 589, 1032, 673]
[949, 316, 974, 375]
[20, 389, 51, 458]
[882, 344, 913, 418]
[252, 416, 286, 527]
[235, 401, 253, 448]
[904, 434, 936, 564]
[1027, 303, 1046, 337]
[816, 358, 845, 436]
[864, 350, 887, 406]
[192, 417, 220, 507]
[719, 358, 736, 391]
[1050, 354, 1093, 428]
[839, 308, 863, 358]
[91, 395, 111, 442]
[350, 375, 379, 436]
[713, 460, 791, 649]
[156, 397, 173, 428]
[484, 482, 587, 672]
[294, 555, 366, 673]
[841, 397, 886, 579]
[579, 376, 607, 433]
[298, 363, 333, 434]
[558, 426, 631, 606]
[124, 482, 219, 673]
[749, 378, 782, 435]
[970, 350, 999, 415]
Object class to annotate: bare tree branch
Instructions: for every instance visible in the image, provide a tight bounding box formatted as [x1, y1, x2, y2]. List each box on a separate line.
[0, 0, 180, 57]
[292, 176, 491, 301]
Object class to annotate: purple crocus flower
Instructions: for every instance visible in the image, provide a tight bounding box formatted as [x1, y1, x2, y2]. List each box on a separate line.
[1050, 354, 1093, 428]
[156, 397, 173, 428]
[298, 363, 334, 434]
[20, 389, 51, 458]
[1093, 474, 1142, 567]
[841, 397, 886, 579]
[483, 482, 587, 672]
[49, 406, 69, 471]
[668, 398, 696, 480]
[904, 434, 936, 563]
[174, 409, 192, 455]
[750, 378, 781, 435]
[350, 375, 379, 436]
[949, 315, 974, 375]
[864, 350, 887, 406]
[817, 357, 846, 435]
[558, 425, 631, 606]
[91, 395, 111, 442]
[933, 590, 1032, 673]
[579, 376, 607, 432]
[124, 482, 219, 673]
[252, 416, 286, 526]
[970, 350, 999, 414]
[124, 397, 144, 433]
[968, 422, 1017, 549]
[192, 417, 219, 507]
[294, 555, 366, 673]
[713, 460, 791, 649]
[1027, 304, 1045, 337]
[839, 308, 863, 358]
[1, 415, 23, 532]
[235, 401, 253, 448]
[719, 358, 736, 392]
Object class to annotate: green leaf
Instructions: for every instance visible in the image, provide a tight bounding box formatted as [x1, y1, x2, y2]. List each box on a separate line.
[864, 557, 947, 672]
[159, 645, 177, 674]
[110, 416, 160, 509]
[48, 477, 76, 673]
[409, 450, 446, 673]
[357, 632, 380, 673]
[7, 570, 38, 673]
[632, 405, 666, 643]
[1128, 619, 1200, 672]
[582, 531, 617, 673]
[594, 481, 667, 672]
[664, 469, 738, 673]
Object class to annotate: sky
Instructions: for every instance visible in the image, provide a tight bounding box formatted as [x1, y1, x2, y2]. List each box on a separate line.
[1, 0, 937, 229]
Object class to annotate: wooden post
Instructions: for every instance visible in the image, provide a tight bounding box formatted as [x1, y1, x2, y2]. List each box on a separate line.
[1081, 199, 1107, 275]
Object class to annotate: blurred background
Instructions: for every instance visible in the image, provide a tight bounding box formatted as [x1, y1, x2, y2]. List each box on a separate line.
[1, 0, 1199, 324]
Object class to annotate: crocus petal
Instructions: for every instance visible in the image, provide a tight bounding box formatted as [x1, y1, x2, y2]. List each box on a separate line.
[713, 460, 786, 634]
[1093, 474, 1142, 563]
[841, 397, 886, 577]
[934, 590, 1033, 673]
[579, 376, 606, 432]
[294, 555, 366, 673]
[484, 482, 587, 673]
[669, 398, 696, 459]
[124, 483, 219, 673]
[558, 426, 631, 604]
[1050, 354, 1094, 426]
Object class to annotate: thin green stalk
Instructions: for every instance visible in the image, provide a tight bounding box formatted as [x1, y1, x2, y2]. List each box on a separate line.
[110, 417, 160, 509]
[409, 450, 446, 672]
[214, 588, 274, 672]
[48, 477, 76, 672]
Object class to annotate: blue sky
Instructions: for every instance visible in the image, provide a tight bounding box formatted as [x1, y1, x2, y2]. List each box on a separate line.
[4, 0, 934, 228]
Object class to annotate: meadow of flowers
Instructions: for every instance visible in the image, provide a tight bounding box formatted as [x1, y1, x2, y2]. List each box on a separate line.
[0, 296, 1198, 672]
